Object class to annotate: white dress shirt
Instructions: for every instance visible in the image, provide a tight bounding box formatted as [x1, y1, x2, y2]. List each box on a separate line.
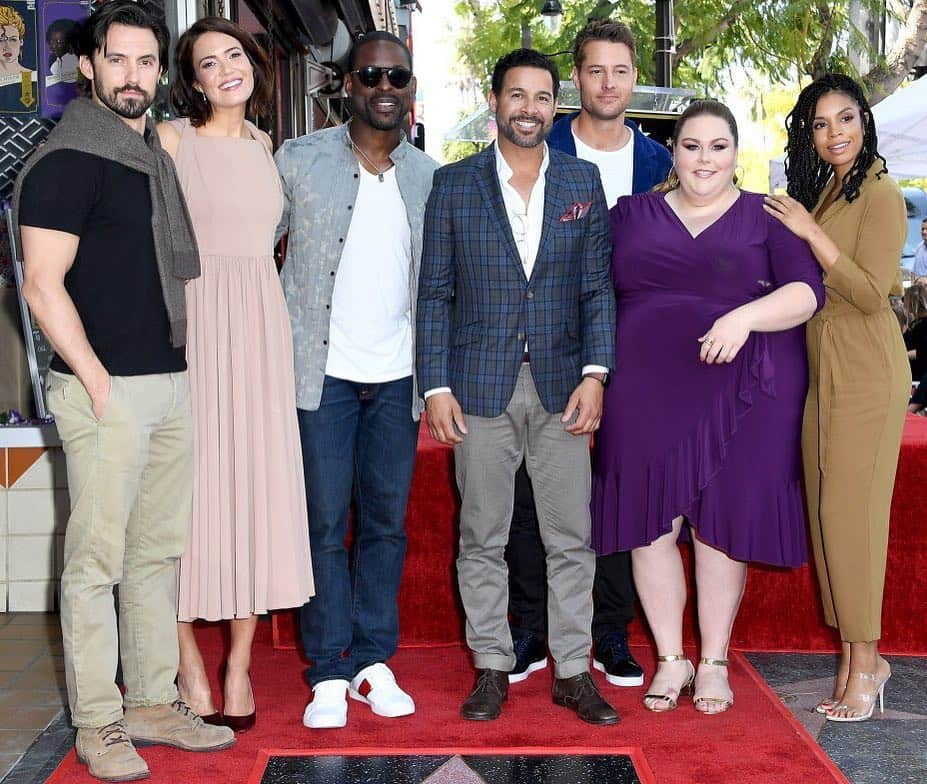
[495, 141, 549, 280]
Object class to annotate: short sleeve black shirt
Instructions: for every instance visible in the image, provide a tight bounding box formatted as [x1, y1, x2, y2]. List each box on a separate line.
[18, 148, 186, 375]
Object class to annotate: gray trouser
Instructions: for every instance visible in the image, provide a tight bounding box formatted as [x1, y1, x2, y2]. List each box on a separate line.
[47, 370, 191, 728]
[453, 363, 594, 679]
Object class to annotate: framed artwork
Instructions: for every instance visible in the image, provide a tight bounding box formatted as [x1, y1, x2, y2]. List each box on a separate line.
[39, 0, 89, 119]
[0, 0, 39, 115]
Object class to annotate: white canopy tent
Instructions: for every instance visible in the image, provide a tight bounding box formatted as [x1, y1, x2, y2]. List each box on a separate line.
[768, 76, 927, 189]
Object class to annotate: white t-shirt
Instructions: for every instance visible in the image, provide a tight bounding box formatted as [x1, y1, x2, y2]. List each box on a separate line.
[572, 129, 634, 208]
[325, 166, 413, 383]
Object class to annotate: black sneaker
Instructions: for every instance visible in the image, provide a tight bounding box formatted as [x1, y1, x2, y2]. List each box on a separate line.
[508, 634, 547, 684]
[593, 630, 644, 687]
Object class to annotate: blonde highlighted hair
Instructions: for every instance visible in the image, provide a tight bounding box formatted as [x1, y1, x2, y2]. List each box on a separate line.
[0, 5, 26, 39]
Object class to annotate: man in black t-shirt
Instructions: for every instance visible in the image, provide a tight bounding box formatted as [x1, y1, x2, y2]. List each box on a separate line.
[14, 3, 234, 780]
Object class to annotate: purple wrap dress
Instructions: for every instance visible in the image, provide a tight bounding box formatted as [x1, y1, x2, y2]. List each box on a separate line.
[590, 191, 825, 567]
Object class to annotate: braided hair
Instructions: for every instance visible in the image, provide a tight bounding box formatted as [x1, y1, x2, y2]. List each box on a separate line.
[784, 73, 886, 211]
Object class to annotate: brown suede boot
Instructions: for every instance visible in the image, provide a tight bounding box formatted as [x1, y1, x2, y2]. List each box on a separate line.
[552, 672, 621, 725]
[75, 721, 149, 782]
[123, 700, 236, 752]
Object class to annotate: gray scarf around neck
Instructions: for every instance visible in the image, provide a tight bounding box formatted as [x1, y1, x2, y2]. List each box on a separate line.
[11, 97, 200, 347]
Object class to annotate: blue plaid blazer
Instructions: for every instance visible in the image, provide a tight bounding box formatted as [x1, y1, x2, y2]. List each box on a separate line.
[416, 144, 616, 418]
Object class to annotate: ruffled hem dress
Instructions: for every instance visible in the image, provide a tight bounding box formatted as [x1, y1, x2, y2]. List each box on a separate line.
[590, 191, 824, 567]
[170, 118, 314, 621]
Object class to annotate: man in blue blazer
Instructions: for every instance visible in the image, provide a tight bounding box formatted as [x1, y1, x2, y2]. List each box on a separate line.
[505, 19, 672, 692]
[417, 49, 618, 725]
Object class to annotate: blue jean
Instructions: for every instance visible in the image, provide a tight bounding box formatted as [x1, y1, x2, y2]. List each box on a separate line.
[297, 375, 419, 686]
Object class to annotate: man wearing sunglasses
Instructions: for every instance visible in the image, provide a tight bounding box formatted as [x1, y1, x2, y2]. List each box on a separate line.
[274, 31, 438, 731]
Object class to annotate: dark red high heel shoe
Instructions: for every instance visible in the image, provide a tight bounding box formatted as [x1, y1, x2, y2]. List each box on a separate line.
[223, 710, 256, 732]
[223, 669, 256, 732]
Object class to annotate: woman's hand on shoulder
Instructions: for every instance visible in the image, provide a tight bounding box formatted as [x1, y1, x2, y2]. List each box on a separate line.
[156, 121, 181, 160]
[763, 194, 817, 241]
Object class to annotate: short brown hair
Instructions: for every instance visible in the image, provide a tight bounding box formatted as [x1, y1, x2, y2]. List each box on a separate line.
[171, 16, 273, 127]
[77, 0, 170, 97]
[572, 18, 636, 69]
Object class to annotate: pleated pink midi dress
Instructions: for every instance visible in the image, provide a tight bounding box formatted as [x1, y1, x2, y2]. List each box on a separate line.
[170, 118, 314, 621]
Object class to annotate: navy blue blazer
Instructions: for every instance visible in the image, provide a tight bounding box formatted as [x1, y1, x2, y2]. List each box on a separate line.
[547, 112, 672, 194]
[416, 144, 616, 418]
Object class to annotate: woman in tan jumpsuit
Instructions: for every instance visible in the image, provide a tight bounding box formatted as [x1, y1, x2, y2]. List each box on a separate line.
[764, 74, 908, 723]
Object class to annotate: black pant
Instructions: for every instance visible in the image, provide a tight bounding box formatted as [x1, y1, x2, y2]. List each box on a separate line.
[911, 370, 927, 406]
[504, 461, 636, 641]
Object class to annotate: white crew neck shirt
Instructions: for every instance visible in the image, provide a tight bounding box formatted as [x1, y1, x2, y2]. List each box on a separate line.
[572, 129, 634, 208]
[325, 165, 413, 383]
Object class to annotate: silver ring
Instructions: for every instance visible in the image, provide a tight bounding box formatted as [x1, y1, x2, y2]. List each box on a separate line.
[704, 337, 715, 346]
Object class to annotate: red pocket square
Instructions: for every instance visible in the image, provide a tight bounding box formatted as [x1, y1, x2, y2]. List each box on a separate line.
[559, 201, 593, 222]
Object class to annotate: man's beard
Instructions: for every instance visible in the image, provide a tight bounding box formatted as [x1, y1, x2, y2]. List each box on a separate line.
[95, 80, 154, 120]
[581, 94, 627, 122]
[355, 96, 408, 132]
[497, 113, 550, 149]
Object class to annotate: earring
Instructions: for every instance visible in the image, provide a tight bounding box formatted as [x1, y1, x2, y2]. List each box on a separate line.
[733, 165, 745, 186]
[197, 89, 207, 102]
[665, 166, 680, 189]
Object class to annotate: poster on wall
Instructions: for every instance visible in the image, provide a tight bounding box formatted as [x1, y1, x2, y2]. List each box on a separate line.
[39, 0, 87, 119]
[0, 0, 39, 115]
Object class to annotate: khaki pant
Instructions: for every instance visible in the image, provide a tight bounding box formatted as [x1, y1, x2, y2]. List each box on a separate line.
[47, 370, 192, 728]
[803, 307, 910, 642]
[453, 364, 595, 679]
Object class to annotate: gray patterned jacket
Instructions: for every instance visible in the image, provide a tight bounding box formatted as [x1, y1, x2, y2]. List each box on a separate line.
[274, 124, 438, 418]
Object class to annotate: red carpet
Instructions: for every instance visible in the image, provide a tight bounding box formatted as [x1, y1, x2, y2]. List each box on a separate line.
[47, 624, 847, 784]
[276, 414, 927, 655]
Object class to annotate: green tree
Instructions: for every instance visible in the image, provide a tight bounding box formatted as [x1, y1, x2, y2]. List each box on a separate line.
[454, 0, 927, 104]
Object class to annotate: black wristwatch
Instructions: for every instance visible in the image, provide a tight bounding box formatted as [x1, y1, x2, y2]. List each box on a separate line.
[583, 371, 610, 388]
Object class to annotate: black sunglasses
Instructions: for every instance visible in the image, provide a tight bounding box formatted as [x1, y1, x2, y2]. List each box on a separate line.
[352, 65, 413, 89]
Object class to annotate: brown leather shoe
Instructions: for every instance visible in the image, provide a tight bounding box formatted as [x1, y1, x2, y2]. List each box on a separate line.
[553, 672, 620, 725]
[75, 721, 149, 782]
[124, 700, 235, 752]
[461, 669, 509, 720]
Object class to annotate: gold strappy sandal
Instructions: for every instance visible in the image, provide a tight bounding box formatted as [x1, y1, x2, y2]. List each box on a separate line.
[643, 654, 695, 713]
[694, 657, 733, 715]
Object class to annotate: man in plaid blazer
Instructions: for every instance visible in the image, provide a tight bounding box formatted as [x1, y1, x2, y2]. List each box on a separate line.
[416, 49, 617, 725]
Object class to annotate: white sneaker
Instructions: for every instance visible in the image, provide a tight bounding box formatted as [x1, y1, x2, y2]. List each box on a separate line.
[303, 679, 349, 729]
[349, 663, 415, 718]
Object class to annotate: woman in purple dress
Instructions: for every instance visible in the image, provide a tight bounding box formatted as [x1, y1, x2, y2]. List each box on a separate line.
[590, 100, 825, 714]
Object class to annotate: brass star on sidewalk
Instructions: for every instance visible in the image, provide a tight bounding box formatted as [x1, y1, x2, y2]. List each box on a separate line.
[774, 676, 927, 739]
[423, 755, 489, 784]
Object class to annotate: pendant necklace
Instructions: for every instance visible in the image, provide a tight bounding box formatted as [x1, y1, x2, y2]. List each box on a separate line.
[348, 124, 388, 182]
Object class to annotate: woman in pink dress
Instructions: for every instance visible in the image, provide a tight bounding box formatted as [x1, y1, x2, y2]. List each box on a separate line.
[157, 17, 313, 731]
